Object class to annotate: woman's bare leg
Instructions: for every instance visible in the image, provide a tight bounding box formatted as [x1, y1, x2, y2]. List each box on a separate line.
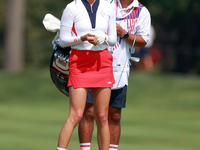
[92, 88, 111, 150]
[57, 87, 88, 149]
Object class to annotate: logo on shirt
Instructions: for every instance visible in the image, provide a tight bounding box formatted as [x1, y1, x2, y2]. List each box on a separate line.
[99, 10, 105, 17]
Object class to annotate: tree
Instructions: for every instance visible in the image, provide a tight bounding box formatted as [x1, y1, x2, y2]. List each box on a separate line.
[4, 0, 25, 72]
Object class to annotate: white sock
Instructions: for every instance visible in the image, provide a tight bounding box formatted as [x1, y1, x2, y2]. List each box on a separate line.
[80, 143, 91, 150]
[57, 147, 66, 150]
[109, 144, 118, 150]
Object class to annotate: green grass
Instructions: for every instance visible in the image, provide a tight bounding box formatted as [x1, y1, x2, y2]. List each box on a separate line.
[0, 70, 200, 150]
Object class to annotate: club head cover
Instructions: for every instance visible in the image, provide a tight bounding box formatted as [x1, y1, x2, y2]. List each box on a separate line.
[43, 13, 61, 32]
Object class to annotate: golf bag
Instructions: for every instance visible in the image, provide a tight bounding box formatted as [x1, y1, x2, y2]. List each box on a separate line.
[42, 13, 71, 97]
[50, 44, 71, 97]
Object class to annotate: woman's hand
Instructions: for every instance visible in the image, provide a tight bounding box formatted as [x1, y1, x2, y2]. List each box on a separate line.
[81, 33, 98, 46]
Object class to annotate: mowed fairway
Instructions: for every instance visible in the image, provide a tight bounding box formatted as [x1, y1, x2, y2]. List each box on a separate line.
[0, 70, 199, 150]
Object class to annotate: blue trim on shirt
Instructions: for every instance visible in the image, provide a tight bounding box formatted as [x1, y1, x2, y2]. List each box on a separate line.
[82, 0, 99, 29]
[116, 4, 144, 21]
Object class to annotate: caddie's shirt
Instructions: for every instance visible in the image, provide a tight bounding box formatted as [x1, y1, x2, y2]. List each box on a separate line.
[111, 0, 151, 89]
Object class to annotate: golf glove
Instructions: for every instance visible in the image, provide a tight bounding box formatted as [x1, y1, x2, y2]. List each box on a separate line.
[97, 33, 108, 45]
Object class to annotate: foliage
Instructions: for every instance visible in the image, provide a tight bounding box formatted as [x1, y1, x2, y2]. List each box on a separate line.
[0, 0, 6, 68]
[1, 0, 200, 73]
[140, 0, 200, 73]
[25, 0, 70, 68]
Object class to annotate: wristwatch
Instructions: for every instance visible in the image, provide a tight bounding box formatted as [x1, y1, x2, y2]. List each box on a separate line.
[122, 31, 129, 39]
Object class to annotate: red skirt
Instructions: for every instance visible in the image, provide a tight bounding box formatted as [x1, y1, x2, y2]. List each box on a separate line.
[67, 49, 115, 88]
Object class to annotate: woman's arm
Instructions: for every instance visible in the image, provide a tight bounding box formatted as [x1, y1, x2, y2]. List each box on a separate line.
[106, 5, 117, 46]
[59, 5, 98, 47]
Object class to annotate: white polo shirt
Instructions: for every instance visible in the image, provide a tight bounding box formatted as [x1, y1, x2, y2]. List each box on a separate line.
[111, 0, 151, 89]
[59, 0, 117, 51]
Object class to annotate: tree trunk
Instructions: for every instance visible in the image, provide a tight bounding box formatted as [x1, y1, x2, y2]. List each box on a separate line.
[4, 0, 25, 72]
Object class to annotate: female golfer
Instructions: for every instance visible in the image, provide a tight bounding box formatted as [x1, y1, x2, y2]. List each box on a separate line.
[56, 0, 117, 150]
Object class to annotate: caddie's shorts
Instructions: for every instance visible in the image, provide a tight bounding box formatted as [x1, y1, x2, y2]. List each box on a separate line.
[86, 85, 127, 108]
